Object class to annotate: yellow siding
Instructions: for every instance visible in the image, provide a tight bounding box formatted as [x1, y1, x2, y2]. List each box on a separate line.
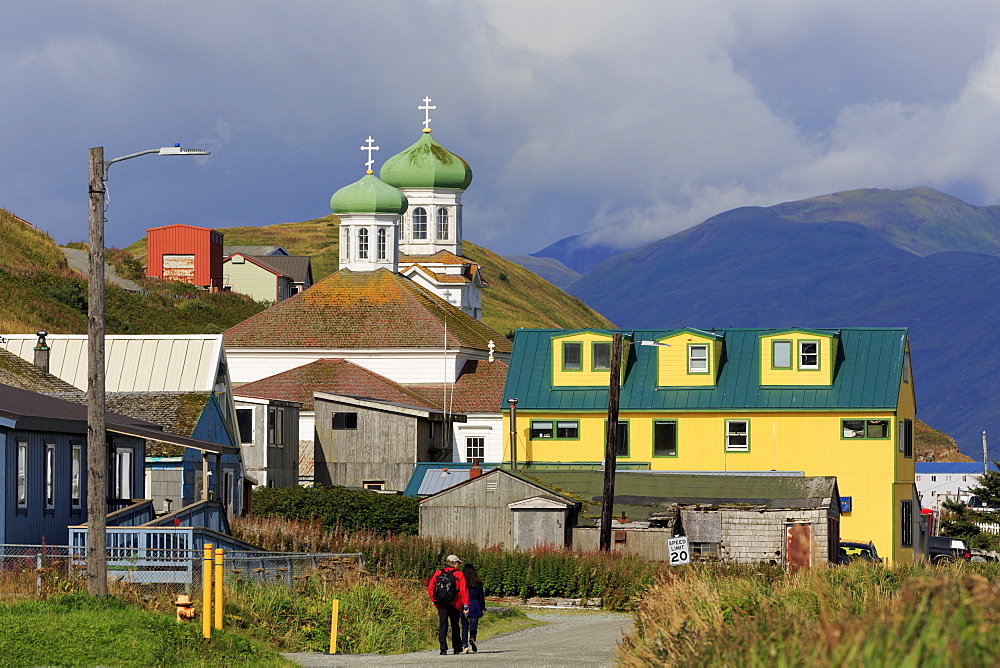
[223, 260, 278, 302]
[655, 332, 718, 387]
[759, 331, 837, 386]
[504, 409, 913, 563]
[551, 332, 617, 387]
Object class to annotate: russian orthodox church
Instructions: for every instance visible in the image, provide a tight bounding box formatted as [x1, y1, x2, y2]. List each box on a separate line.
[331, 99, 486, 320]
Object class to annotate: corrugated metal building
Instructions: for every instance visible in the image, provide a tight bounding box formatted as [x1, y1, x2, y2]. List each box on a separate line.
[146, 224, 223, 290]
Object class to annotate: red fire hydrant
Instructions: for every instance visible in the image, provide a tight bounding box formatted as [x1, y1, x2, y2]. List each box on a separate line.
[174, 594, 197, 622]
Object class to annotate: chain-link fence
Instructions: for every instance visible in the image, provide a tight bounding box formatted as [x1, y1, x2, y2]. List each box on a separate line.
[0, 544, 363, 605]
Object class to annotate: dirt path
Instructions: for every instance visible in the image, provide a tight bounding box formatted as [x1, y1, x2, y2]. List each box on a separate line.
[282, 609, 633, 667]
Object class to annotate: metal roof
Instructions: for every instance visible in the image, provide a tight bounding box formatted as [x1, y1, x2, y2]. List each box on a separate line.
[0, 383, 236, 454]
[0, 334, 226, 393]
[403, 461, 652, 497]
[502, 328, 908, 411]
[916, 462, 996, 474]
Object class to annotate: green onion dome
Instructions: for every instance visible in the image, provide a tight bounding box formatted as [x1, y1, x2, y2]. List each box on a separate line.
[379, 132, 473, 190]
[330, 174, 408, 215]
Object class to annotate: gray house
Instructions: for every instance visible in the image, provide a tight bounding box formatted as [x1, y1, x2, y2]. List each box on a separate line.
[313, 392, 466, 492]
[233, 395, 300, 489]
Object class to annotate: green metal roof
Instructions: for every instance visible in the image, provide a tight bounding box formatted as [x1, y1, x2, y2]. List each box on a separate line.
[379, 132, 473, 190]
[502, 328, 908, 411]
[521, 470, 839, 522]
[330, 174, 408, 215]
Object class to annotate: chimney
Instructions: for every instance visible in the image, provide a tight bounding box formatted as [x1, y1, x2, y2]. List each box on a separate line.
[469, 459, 483, 479]
[33, 330, 49, 373]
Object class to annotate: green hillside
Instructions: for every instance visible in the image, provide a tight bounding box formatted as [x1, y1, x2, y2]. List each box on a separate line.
[128, 216, 615, 335]
[0, 208, 263, 335]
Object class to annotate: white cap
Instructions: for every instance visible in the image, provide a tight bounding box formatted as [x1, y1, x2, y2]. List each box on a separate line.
[446, 554, 461, 563]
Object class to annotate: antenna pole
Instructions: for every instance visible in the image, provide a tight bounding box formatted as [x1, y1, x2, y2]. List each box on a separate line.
[984, 431, 988, 476]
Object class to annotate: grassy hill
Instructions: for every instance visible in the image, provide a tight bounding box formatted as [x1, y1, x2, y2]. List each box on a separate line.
[0, 209, 263, 335]
[128, 216, 615, 335]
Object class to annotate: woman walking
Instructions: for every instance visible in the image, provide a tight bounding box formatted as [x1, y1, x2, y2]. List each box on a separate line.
[461, 563, 486, 653]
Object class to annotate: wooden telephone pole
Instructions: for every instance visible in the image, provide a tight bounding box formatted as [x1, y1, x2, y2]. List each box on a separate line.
[599, 333, 623, 552]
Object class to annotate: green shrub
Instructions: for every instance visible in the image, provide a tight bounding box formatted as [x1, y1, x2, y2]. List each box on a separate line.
[251, 486, 419, 536]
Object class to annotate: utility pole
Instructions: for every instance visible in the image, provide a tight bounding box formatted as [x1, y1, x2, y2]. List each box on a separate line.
[984, 431, 988, 476]
[86, 147, 108, 597]
[599, 333, 623, 552]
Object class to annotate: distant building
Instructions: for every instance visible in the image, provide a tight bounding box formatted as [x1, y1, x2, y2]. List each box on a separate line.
[915, 462, 997, 510]
[146, 224, 223, 290]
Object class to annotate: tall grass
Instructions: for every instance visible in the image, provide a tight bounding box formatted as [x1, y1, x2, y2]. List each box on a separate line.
[621, 561, 1000, 666]
[232, 516, 656, 609]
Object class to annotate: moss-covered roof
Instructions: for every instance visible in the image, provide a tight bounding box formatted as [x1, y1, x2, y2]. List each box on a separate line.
[380, 132, 472, 190]
[0, 349, 82, 394]
[224, 268, 510, 352]
[106, 391, 212, 457]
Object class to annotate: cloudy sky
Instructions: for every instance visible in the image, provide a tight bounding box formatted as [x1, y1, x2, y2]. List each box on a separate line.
[4, 1, 1000, 255]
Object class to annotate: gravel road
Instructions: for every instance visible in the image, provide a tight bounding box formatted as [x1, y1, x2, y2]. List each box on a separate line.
[282, 609, 633, 667]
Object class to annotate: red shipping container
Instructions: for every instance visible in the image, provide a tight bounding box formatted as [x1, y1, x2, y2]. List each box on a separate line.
[146, 224, 223, 290]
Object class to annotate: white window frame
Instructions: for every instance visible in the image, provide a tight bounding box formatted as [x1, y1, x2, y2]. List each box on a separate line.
[45, 442, 55, 510]
[17, 440, 27, 509]
[115, 447, 133, 500]
[799, 341, 819, 369]
[358, 228, 369, 259]
[71, 443, 82, 509]
[377, 228, 387, 260]
[343, 228, 350, 260]
[436, 207, 449, 240]
[688, 344, 709, 373]
[725, 420, 749, 452]
[465, 436, 485, 461]
[412, 207, 428, 240]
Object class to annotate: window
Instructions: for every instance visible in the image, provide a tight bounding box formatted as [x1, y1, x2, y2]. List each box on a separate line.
[17, 440, 27, 508]
[562, 342, 582, 370]
[725, 420, 749, 452]
[799, 341, 819, 369]
[691, 542, 720, 560]
[412, 207, 428, 239]
[592, 342, 611, 370]
[363, 481, 386, 490]
[268, 407, 284, 446]
[436, 208, 449, 240]
[358, 228, 369, 259]
[772, 340, 792, 369]
[903, 351, 910, 383]
[236, 408, 254, 444]
[45, 443, 55, 510]
[842, 419, 890, 439]
[343, 228, 350, 259]
[377, 228, 387, 260]
[608, 421, 629, 457]
[332, 412, 358, 430]
[530, 421, 553, 439]
[71, 443, 82, 509]
[556, 421, 579, 438]
[901, 499, 913, 548]
[688, 344, 709, 373]
[654, 420, 678, 457]
[466, 436, 485, 461]
[115, 448, 132, 500]
[899, 419, 913, 458]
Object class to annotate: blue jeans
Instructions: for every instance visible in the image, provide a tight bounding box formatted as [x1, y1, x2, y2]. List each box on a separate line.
[461, 615, 479, 647]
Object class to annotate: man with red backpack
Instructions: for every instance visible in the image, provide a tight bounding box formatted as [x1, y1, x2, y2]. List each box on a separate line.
[427, 554, 469, 655]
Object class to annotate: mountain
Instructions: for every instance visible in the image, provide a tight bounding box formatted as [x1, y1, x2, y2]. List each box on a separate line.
[531, 233, 624, 274]
[126, 216, 615, 336]
[505, 255, 581, 289]
[568, 188, 1000, 459]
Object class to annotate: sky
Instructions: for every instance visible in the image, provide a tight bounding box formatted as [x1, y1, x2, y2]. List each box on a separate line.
[4, 1, 1000, 256]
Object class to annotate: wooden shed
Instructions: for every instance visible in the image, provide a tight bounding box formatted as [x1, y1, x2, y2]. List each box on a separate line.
[146, 224, 223, 290]
[419, 469, 578, 550]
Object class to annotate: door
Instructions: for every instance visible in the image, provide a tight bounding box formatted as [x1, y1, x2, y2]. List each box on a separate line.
[786, 523, 812, 573]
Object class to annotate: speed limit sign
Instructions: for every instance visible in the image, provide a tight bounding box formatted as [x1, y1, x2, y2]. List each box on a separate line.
[668, 536, 691, 565]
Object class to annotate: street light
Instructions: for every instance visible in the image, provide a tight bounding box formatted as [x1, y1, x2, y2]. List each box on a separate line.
[87, 144, 209, 597]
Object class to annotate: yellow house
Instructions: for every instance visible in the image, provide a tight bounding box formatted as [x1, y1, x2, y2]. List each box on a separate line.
[502, 328, 917, 563]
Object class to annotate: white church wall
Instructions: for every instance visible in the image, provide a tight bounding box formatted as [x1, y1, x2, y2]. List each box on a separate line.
[453, 414, 504, 463]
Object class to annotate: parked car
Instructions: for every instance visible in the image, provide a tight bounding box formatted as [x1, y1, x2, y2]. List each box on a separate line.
[928, 536, 971, 564]
[838, 540, 881, 564]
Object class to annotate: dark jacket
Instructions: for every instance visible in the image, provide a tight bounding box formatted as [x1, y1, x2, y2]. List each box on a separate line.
[467, 584, 485, 618]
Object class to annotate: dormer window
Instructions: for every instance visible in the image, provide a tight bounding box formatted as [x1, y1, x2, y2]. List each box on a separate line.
[772, 340, 792, 369]
[437, 208, 449, 240]
[592, 342, 611, 370]
[688, 344, 709, 373]
[413, 207, 428, 239]
[562, 342, 582, 370]
[358, 228, 369, 259]
[799, 341, 819, 369]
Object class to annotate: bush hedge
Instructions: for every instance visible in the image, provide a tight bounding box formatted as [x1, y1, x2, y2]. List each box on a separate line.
[251, 486, 419, 536]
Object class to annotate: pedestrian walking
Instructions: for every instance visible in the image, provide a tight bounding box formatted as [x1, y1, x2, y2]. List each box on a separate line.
[428, 554, 469, 655]
[460, 563, 485, 653]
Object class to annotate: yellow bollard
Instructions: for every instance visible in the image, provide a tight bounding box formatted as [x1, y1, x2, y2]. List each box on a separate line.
[329, 599, 339, 654]
[214, 548, 224, 631]
[202, 543, 213, 640]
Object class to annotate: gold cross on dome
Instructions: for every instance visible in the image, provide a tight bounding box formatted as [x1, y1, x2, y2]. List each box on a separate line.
[360, 136, 379, 174]
[419, 96, 436, 132]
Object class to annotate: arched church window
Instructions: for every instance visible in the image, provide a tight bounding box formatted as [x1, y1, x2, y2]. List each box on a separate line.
[358, 228, 369, 259]
[437, 208, 449, 240]
[413, 207, 428, 240]
[343, 227, 350, 260]
[377, 228, 387, 260]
